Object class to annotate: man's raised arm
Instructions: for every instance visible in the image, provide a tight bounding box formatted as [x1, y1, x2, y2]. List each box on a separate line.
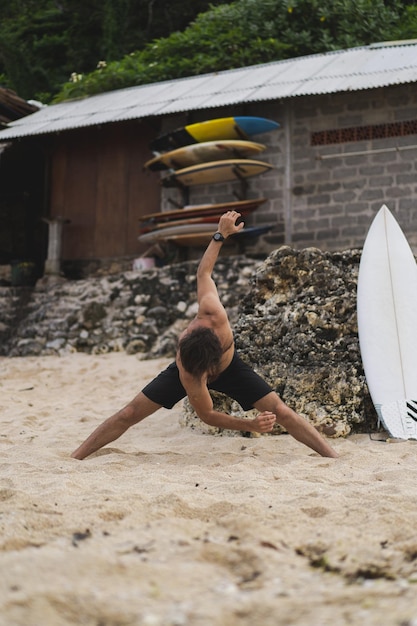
[196, 211, 244, 308]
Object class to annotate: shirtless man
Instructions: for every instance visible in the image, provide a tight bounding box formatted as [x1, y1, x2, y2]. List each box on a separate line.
[71, 211, 338, 460]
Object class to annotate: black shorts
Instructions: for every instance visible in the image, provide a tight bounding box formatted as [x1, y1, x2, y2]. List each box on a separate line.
[142, 351, 273, 410]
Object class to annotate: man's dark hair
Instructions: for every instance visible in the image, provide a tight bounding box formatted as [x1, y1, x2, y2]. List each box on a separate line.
[178, 327, 223, 378]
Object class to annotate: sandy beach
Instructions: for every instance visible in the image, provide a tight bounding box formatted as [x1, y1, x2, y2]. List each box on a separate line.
[1, 352, 417, 626]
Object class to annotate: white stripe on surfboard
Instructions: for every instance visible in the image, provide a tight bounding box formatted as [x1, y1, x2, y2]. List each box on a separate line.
[382, 207, 407, 399]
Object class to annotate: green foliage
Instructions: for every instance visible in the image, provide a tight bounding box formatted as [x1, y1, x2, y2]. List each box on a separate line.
[0, 0, 231, 101]
[0, 0, 415, 102]
[0, 73, 12, 89]
[391, 5, 417, 41]
[53, 0, 410, 102]
[281, 0, 405, 53]
[0, 3, 68, 100]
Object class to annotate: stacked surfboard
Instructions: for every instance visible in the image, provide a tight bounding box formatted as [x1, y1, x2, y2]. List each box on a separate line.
[140, 116, 279, 247]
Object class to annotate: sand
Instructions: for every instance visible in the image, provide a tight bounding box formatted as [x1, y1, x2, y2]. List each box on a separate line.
[1, 352, 417, 626]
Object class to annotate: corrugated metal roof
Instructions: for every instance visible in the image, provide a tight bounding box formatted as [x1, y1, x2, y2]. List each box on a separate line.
[1, 41, 416, 140]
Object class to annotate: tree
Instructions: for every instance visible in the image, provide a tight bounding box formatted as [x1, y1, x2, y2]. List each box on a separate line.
[54, 0, 413, 102]
[0, 0, 230, 101]
[0, 0, 415, 102]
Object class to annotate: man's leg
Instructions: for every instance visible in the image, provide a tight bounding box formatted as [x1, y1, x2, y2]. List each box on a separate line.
[71, 392, 161, 460]
[254, 392, 338, 458]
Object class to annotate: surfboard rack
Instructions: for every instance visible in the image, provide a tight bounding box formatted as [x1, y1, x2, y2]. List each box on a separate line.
[165, 164, 252, 204]
[231, 165, 249, 200]
[164, 178, 190, 206]
[167, 197, 183, 209]
[144, 116, 279, 255]
[233, 124, 247, 140]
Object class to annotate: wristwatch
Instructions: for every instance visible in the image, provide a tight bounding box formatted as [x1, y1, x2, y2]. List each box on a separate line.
[212, 232, 225, 242]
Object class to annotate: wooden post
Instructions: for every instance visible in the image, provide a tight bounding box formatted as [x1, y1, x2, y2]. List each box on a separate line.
[43, 217, 70, 275]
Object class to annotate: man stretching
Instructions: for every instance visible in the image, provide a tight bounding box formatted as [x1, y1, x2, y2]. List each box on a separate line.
[72, 210, 338, 460]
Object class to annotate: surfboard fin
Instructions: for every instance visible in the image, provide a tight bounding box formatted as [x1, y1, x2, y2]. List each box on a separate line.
[380, 399, 417, 440]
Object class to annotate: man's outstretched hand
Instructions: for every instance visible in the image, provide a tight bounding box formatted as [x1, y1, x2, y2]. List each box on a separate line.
[251, 411, 276, 433]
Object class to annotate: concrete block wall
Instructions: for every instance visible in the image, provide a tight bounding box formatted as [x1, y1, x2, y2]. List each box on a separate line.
[289, 84, 417, 252]
[158, 84, 417, 254]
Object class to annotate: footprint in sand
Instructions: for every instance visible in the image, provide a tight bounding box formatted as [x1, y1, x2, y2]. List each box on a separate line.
[0, 487, 15, 501]
[99, 509, 127, 522]
[301, 506, 329, 518]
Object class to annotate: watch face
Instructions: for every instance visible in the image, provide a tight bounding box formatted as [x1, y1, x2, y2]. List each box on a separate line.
[213, 232, 224, 241]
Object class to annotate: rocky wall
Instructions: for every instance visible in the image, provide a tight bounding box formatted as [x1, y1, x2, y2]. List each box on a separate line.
[182, 247, 376, 437]
[0, 256, 260, 359]
[0, 249, 376, 436]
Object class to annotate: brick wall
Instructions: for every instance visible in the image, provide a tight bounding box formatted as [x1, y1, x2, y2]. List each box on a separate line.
[158, 83, 417, 254]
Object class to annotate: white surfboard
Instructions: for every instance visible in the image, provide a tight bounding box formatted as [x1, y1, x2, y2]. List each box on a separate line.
[357, 204, 417, 439]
